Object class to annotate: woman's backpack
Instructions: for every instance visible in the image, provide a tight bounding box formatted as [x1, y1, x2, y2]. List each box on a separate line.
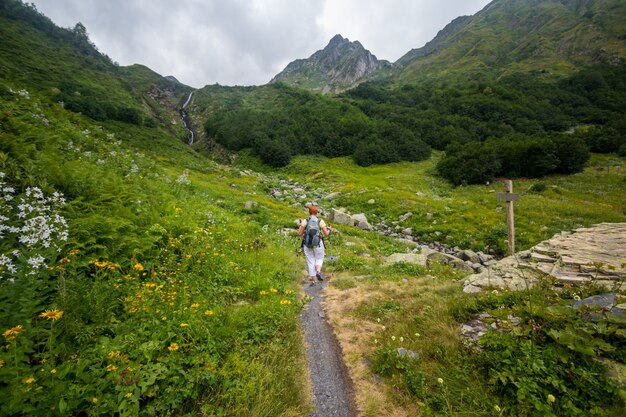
[303, 216, 322, 248]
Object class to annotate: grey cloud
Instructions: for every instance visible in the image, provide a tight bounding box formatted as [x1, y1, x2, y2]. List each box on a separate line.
[29, 0, 491, 87]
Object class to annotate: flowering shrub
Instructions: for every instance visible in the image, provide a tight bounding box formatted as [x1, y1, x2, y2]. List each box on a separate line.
[0, 173, 68, 280]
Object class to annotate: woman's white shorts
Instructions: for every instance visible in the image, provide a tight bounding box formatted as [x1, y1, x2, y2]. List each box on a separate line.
[303, 242, 325, 277]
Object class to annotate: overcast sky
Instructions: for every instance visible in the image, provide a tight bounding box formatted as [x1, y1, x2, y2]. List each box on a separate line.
[29, 0, 492, 88]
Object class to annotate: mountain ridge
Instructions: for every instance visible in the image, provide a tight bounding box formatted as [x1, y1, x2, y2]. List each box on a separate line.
[270, 34, 392, 93]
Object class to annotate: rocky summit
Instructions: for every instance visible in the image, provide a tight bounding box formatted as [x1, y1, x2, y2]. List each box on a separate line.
[270, 34, 391, 94]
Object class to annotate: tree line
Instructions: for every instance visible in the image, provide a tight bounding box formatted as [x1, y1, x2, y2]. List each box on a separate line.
[202, 64, 625, 184]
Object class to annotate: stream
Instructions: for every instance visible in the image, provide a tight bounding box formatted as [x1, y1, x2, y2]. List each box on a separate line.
[180, 91, 194, 145]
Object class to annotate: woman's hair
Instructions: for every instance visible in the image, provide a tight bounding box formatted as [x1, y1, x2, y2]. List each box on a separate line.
[308, 205, 318, 215]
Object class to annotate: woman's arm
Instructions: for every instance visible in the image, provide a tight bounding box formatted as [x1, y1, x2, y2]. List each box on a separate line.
[298, 221, 305, 237]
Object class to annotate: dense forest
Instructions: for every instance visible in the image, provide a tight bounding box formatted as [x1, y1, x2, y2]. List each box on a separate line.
[201, 65, 626, 184]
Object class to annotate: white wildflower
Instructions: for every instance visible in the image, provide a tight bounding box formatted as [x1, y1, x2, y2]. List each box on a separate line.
[84, 151, 92, 157]
[97, 159, 105, 165]
[27, 254, 46, 270]
[176, 170, 191, 185]
[0, 254, 16, 274]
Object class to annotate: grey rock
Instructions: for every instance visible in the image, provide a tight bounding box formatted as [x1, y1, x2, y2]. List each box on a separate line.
[427, 252, 474, 273]
[398, 212, 413, 222]
[459, 249, 480, 264]
[463, 284, 483, 293]
[402, 228, 413, 236]
[244, 200, 258, 210]
[477, 252, 494, 264]
[328, 208, 354, 226]
[367, 199, 376, 204]
[352, 213, 368, 224]
[357, 220, 372, 231]
[324, 192, 342, 200]
[384, 252, 429, 267]
[416, 192, 427, 197]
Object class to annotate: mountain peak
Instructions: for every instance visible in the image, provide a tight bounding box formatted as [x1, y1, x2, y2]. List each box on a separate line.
[271, 35, 391, 93]
[328, 34, 348, 48]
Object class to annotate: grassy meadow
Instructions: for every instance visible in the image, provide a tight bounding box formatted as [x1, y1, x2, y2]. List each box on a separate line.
[1, 81, 625, 416]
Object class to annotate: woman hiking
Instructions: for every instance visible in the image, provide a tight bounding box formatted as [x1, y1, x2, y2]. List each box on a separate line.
[298, 205, 332, 286]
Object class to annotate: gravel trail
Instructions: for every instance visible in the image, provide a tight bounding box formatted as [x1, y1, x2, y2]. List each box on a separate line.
[301, 282, 357, 417]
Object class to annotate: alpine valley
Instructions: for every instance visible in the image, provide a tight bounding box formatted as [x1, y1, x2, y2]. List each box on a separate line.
[0, 0, 625, 416]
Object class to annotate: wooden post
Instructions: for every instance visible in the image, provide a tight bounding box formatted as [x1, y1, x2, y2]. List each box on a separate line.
[505, 180, 515, 256]
[496, 180, 519, 256]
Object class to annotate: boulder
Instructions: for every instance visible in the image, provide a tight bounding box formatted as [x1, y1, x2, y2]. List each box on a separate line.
[398, 212, 413, 222]
[244, 200, 258, 210]
[357, 220, 372, 231]
[427, 252, 474, 273]
[477, 252, 494, 264]
[323, 192, 341, 200]
[328, 208, 354, 226]
[402, 228, 413, 236]
[367, 199, 376, 205]
[352, 213, 368, 225]
[458, 249, 480, 264]
[384, 253, 428, 267]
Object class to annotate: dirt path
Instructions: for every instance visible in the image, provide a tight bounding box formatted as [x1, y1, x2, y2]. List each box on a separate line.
[301, 282, 357, 417]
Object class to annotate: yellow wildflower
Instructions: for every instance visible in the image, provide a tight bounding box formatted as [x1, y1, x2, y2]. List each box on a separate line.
[280, 300, 292, 305]
[204, 309, 214, 316]
[437, 378, 444, 385]
[91, 398, 98, 405]
[179, 323, 189, 327]
[50, 369, 57, 374]
[168, 343, 179, 352]
[68, 249, 80, 256]
[270, 288, 277, 293]
[260, 290, 267, 296]
[59, 257, 71, 264]
[3, 324, 23, 340]
[23, 377, 36, 384]
[134, 263, 144, 271]
[106, 364, 118, 372]
[39, 310, 64, 321]
[191, 303, 200, 308]
[0, 358, 4, 368]
[547, 394, 556, 404]
[125, 392, 132, 398]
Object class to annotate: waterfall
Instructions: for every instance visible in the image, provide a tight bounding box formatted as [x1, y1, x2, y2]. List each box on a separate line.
[180, 92, 194, 145]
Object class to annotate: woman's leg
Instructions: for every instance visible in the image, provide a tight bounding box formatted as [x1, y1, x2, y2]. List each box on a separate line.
[313, 244, 325, 279]
[303, 246, 317, 283]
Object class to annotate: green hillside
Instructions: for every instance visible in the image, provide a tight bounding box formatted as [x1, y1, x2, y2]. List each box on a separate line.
[396, 0, 626, 84]
[1, 1, 625, 416]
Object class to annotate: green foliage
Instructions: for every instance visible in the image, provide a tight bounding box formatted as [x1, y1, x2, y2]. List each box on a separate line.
[0, 80, 307, 416]
[197, 83, 432, 167]
[437, 134, 591, 185]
